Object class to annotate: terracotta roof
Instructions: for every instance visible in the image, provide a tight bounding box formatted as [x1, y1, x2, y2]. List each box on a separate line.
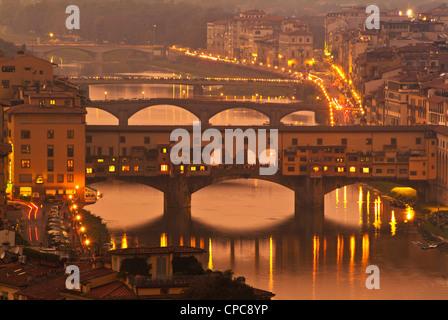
[423, 4, 448, 16]
[427, 95, 448, 103]
[29, 92, 76, 98]
[0, 263, 62, 288]
[5, 104, 87, 115]
[16, 274, 67, 300]
[78, 267, 117, 282]
[87, 281, 137, 300]
[110, 246, 206, 256]
[387, 73, 419, 83]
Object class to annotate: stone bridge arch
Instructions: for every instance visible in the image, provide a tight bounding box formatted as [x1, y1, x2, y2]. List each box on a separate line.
[86, 107, 120, 125]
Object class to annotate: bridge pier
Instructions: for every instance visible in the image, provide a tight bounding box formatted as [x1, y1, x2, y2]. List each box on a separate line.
[92, 52, 104, 75]
[293, 177, 324, 233]
[415, 180, 437, 203]
[118, 110, 129, 126]
[163, 176, 192, 225]
[269, 110, 283, 126]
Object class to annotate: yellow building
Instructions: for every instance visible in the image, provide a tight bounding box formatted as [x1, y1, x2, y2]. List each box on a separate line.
[6, 91, 86, 199]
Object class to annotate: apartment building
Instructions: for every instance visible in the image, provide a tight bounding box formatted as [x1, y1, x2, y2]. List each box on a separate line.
[6, 90, 86, 199]
[0, 52, 86, 199]
[206, 10, 313, 68]
[0, 51, 55, 101]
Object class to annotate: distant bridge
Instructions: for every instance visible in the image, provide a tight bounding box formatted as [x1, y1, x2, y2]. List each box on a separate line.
[27, 43, 167, 64]
[86, 97, 328, 126]
[69, 75, 298, 87]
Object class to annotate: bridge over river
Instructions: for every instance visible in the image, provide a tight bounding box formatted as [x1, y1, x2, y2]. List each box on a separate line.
[85, 124, 441, 231]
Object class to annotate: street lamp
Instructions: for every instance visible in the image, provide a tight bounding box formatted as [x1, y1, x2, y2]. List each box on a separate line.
[152, 25, 157, 45]
[142, 91, 145, 99]
[104, 91, 107, 101]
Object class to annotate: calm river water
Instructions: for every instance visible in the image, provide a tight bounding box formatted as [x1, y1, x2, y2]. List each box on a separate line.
[60, 61, 448, 299]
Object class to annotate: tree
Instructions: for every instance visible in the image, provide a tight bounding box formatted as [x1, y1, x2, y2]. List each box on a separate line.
[177, 269, 257, 300]
[119, 257, 151, 276]
[172, 255, 205, 276]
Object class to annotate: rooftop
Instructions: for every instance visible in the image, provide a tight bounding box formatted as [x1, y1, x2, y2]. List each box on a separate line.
[5, 104, 87, 115]
[0, 263, 62, 288]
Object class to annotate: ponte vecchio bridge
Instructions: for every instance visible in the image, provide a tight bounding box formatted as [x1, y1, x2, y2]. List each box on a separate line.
[86, 98, 328, 126]
[85, 124, 443, 231]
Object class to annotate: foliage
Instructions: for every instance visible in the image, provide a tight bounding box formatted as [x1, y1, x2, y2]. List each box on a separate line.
[0, 38, 20, 57]
[177, 269, 257, 300]
[22, 247, 61, 264]
[0, 0, 233, 49]
[172, 256, 205, 276]
[80, 209, 111, 249]
[119, 257, 151, 275]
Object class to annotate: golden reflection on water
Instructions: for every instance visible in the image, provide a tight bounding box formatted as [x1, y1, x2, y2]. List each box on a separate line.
[269, 236, 274, 293]
[208, 238, 213, 270]
[121, 233, 128, 249]
[362, 233, 369, 265]
[160, 232, 167, 247]
[390, 211, 397, 236]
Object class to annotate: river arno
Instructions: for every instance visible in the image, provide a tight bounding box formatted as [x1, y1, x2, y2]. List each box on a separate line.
[62, 61, 448, 299]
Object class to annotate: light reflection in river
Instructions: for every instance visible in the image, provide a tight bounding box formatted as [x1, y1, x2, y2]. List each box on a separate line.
[65, 61, 448, 299]
[87, 180, 448, 299]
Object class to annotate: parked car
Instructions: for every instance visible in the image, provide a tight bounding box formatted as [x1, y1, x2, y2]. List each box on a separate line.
[7, 203, 21, 210]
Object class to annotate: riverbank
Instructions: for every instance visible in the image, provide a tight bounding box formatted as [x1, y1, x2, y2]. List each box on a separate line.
[367, 180, 448, 251]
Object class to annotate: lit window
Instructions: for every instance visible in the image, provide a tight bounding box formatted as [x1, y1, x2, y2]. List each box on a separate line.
[337, 167, 345, 173]
[50, 100, 56, 105]
[180, 165, 184, 173]
[109, 165, 115, 172]
[160, 164, 168, 172]
[67, 160, 74, 172]
[200, 166, 205, 171]
[323, 166, 328, 171]
[349, 166, 356, 173]
[98, 159, 104, 163]
[162, 148, 167, 154]
[362, 167, 370, 173]
[21, 160, 30, 168]
[122, 166, 130, 171]
[134, 166, 139, 172]
[86, 168, 93, 174]
[190, 166, 196, 171]
[313, 166, 319, 172]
